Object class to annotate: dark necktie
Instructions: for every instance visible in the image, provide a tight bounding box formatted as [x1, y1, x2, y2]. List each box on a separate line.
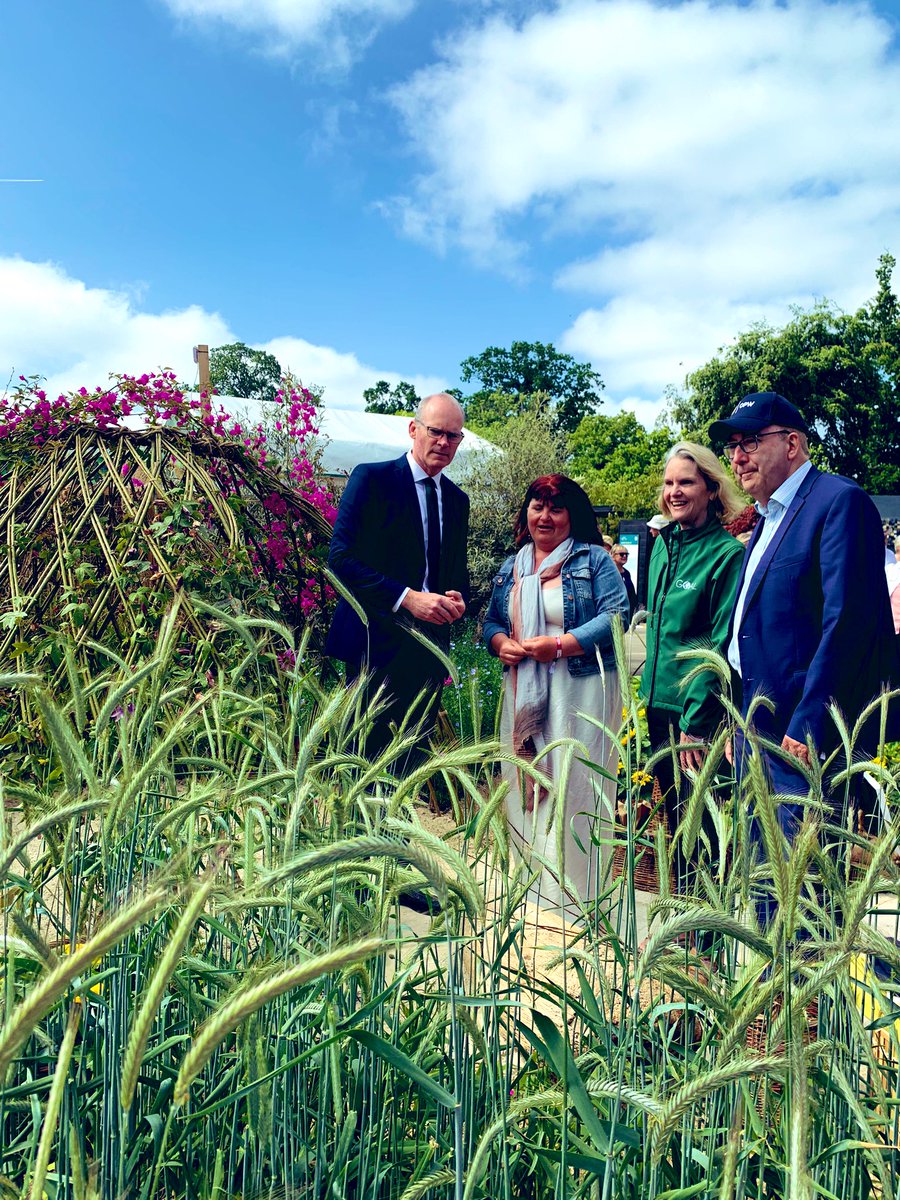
[423, 477, 441, 592]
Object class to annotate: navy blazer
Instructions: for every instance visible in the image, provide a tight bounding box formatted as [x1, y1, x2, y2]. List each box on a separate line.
[730, 464, 898, 758]
[324, 455, 470, 669]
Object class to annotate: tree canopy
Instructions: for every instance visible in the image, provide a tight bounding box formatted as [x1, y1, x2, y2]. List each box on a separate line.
[210, 342, 283, 405]
[459, 341, 603, 433]
[668, 253, 900, 493]
[363, 379, 420, 415]
[569, 411, 674, 518]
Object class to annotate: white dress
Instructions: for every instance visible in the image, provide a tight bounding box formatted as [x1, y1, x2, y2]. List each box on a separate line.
[500, 584, 620, 914]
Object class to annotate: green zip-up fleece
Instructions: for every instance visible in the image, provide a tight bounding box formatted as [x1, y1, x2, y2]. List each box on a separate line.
[639, 518, 745, 736]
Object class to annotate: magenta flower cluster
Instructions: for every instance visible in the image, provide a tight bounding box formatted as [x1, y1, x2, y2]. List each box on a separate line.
[0, 371, 337, 625]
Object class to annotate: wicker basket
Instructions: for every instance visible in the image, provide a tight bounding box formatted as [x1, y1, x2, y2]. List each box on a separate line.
[745, 997, 819, 1054]
[612, 775, 671, 893]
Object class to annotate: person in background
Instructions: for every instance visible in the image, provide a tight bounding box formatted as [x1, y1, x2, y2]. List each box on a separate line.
[646, 514, 670, 541]
[639, 441, 745, 895]
[886, 538, 900, 649]
[611, 543, 638, 619]
[483, 475, 628, 913]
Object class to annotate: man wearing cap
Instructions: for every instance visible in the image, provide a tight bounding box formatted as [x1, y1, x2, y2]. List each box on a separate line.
[710, 392, 897, 815]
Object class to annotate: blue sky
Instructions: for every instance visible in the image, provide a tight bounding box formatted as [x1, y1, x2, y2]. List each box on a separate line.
[3, 0, 900, 424]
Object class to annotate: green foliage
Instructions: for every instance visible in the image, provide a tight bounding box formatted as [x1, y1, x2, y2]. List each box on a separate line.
[443, 618, 503, 743]
[668, 253, 900, 492]
[459, 341, 604, 433]
[1, 623, 900, 1198]
[462, 387, 552, 431]
[209, 341, 283, 404]
[0, 616, 502, 1200]
[569, 410, 674, 517]
[363, 379, 420, 415]
[456, 410, 568, 614]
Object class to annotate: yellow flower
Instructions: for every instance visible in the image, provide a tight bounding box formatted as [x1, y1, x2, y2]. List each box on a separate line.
[631, 770, 653, 788]
[62, 943, 103, 998]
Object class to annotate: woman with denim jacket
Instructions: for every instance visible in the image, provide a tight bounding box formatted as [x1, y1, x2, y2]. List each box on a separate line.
[483, 475, 629, 913]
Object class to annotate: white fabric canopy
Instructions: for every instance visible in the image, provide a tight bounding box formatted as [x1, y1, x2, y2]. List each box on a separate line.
[316, 408, 498, 480]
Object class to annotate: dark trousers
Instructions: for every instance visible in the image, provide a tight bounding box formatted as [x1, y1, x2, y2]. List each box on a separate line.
[346, 638, 446, 772]
[646, 709, 720, 929]
[733, 729, 875, 929]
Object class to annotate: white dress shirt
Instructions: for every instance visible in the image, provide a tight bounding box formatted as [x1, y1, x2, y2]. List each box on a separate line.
[392, 451, 446, 611]
[728, 460, 813, 674]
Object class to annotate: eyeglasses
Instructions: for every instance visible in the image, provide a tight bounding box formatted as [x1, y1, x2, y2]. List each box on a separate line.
[721, 429, 792, 458]
[416, 420, 464, 444]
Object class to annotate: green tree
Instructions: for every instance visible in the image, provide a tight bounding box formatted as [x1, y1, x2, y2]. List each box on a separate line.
[668, 253, 900, 492]
[569, 411, 673, 518]
[209, 342, 283, 404]
[459, 342, 603, 433]
[363, 379, 420, 415]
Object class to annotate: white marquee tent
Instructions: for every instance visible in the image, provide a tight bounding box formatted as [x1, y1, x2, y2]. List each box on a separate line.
[316, 408, 498, 481]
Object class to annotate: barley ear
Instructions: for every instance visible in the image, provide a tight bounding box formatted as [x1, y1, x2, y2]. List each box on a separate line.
[0, 885, 168, 1080]
[173, 936, 385, 1105]
[121, 852, 224, 1109]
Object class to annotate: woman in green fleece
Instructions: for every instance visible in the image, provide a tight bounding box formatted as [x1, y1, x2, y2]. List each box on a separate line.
[639, 441, 745, 895]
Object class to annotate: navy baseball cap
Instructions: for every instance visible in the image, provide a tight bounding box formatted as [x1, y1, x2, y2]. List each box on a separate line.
[709, 392, 810, 444]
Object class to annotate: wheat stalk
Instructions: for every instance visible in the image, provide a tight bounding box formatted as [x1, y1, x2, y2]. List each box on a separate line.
[650, 1054, 786, 1165]
[173, 936, 385, 1105]
[0, 884, 168, 1079]
[24, 1003, 82, 1200]
[120, 852, 224, 1109]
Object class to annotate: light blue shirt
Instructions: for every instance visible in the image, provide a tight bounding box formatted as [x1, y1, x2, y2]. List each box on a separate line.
[727, 460, 813, 674]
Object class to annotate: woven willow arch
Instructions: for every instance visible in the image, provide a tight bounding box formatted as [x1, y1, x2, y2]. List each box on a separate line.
[0, 422, 334, 679]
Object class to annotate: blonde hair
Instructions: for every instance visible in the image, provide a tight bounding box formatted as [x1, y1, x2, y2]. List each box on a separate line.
[657, 441, 745, 525]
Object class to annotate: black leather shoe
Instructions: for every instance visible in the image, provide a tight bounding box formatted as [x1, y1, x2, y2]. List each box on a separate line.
[397, 890, 442, 914]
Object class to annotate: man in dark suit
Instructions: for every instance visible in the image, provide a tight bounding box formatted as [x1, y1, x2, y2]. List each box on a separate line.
[710, 392, 897, 819]
[325, 392, 470, 759]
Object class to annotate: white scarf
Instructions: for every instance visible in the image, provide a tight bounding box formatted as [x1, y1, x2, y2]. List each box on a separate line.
[509, 537, 573, 756]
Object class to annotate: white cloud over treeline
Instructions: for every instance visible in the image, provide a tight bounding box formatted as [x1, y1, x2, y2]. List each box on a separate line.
[0, 257, 440, 409]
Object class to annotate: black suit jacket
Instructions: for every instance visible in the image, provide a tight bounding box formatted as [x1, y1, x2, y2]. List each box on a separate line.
[324, 455, 470, 671]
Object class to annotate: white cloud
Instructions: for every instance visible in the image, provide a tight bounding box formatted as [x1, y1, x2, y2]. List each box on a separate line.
[261, 335, 447, 408]
[561, 294, 770, 400]
[387, 0, 900, 413]
[159, 0, 417, 64]
[0, 257, 233, 396]
[0, 256, 443, 412]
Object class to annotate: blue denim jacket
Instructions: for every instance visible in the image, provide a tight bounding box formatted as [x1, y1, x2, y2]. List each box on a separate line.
[482, 541, 628, 675]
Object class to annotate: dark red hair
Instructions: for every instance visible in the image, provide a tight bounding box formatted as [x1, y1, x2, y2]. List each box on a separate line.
[513, 474, 602, 548]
